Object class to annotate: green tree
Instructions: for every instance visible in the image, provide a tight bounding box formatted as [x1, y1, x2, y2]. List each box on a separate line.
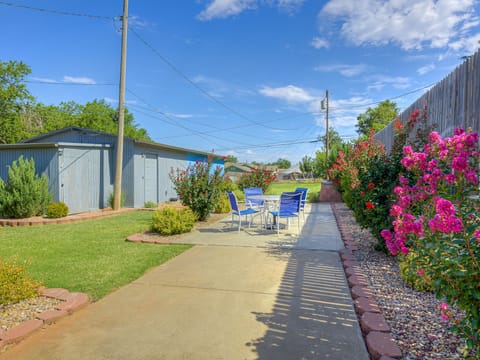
[356, 100, 398, 137]
[271, 158, 291, 169]
[299, 155, 314, 174]
[224, 155, 238, 163]
[318, 128, 343, 150]
[0, 60, 34, 143]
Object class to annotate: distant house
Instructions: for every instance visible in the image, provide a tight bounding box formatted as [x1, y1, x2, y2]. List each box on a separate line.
[224, 162, 254, 181]
[277, 165, 303, 180]
[0, 127, 224, 214]
[224, 162, 278, 182]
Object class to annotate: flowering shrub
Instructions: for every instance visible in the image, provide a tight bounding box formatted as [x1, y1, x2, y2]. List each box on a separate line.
[330, 107, 433, 251]
[237, 168, 277, 193]
[382, 127, 480, 350]
[170, 159, 223, 221]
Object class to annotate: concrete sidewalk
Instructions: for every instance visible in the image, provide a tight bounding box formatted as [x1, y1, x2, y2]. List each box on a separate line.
[5, 204, 369, 360]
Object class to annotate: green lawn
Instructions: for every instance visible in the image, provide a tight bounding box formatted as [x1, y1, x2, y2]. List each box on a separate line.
[0, 211, 191, 301]
[266, 181, 321, 199]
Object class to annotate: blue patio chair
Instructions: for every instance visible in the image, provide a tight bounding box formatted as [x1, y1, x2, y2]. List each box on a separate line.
[295, 187, 309, 221]
[268, 192, 302, 235]
[226, 191, 262, 232]
[244, 187, 264, 210]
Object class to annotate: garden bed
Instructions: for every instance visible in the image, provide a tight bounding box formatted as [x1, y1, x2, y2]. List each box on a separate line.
[335, 203, 476, 359]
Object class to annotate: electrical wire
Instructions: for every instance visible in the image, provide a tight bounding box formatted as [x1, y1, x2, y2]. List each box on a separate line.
[129, 27, 294, 132]
[26, 79, 116, 86]
[0, 1, 115, 20]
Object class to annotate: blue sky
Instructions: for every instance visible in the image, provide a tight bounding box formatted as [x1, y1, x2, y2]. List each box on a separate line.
[2, 0, 480, 164]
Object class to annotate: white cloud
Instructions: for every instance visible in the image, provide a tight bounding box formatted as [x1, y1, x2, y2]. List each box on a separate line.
[29, 77, 57, 83]
[104, 97, 137, 105]
[314, 63, 367, 77]
[166, 113, 193, 119]
[277, 0, 305, 13]
[448, 33, 480, 53]
[366, 75, 412, 91]
[259, 85, 315, 103]
[311, 37, 330, 49]
[320, 0, 479, 52]
[417, 63, 435, 75]
[63, 76, 96, 85]
[197, 0, 305, 20]
[197, 0, 256, 20]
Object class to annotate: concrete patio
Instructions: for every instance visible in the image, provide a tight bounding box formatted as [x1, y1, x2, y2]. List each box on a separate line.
[5, 203, 370, 360]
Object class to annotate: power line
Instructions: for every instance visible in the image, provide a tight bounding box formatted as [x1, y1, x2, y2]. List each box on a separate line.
[0, 1, 115, 20]
[26, 79, 116, 86]
[126, 88, 281, 145]
[129, 27, 293, 132]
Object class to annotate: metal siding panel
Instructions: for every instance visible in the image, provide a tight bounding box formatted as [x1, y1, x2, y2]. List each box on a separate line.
[121, 140, 135, 207]
[144, 153, 158, 204]
[59, 147, 103, 213]
[0, 148, 59, 200]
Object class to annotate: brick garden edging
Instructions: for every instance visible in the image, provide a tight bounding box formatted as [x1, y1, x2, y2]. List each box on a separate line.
[0, 208, 137, 227]
[0, 288, 89, 353]
[331, 203, 403, 360]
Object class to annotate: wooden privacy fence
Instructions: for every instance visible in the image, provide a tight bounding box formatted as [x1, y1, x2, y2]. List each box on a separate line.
[376, 48, 480, 152]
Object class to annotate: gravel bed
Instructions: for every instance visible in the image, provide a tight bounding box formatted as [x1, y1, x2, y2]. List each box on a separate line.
[334, 203, 478, 359]
[0, 296, 61, 332]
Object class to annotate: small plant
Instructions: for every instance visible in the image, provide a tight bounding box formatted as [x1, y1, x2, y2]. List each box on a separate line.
[307, 191, 320, 203]
[150, 206, 197, 235]
[0, 257, 42, 305]
[46, 201, 69, 218]
[0, 156, 51, 218]
[108, 191, 125, 208]
[214, 194, 231, 213]
[398, 251, 433, 292]
[144, 201, 157, 208]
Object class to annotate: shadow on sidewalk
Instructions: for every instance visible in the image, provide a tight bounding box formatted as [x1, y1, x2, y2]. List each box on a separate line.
[246, 247, 368, 360]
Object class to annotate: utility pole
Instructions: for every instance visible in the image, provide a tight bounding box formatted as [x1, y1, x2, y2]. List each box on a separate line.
[113, 0, 128, 210]
[324, 89, 329, 176]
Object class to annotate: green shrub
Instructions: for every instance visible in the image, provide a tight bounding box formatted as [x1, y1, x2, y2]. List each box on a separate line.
[150, 206, 197, 235]
[0, 156, 51, 219]
[233, 189, 244, 202]
[169, 159, 223, 221]
[108, 191, 125, 208]
[398, 251, 433, 292]
[214, 194, 231, 213]
[144, 201, 157, 208]
[307, 191, 320, 203]
[237, 168, 277, 192]
[46, 201, 69, 218]
[0, 257, 42, 305]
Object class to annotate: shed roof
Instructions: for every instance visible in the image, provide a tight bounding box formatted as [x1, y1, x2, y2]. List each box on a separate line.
[19, 126, 223, 158]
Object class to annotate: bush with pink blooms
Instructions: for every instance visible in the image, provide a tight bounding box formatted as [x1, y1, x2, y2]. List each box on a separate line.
[382, 127, 480, 351]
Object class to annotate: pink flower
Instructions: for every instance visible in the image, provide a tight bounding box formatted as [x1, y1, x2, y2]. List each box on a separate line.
[440, 302, 449, 311]
[417, 269, 425, 276]
[389, 205, 402, 217]
[474, 229, 480, 243]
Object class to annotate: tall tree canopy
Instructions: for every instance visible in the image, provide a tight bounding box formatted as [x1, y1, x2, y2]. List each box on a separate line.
[356, 100, 398, 137]
[0, 60, 34, 143]
[0, 59, 151, 144]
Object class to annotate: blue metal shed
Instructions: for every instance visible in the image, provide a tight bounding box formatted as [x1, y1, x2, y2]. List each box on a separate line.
[0, 127, 224, 214]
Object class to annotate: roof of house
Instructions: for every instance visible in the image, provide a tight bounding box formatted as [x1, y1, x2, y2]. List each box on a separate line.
[18, 126, 223, 158]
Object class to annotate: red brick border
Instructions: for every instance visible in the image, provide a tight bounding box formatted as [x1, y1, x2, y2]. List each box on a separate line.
[331, 203, 402, 360]
[0, 288, 89, 353]
[0, 208, 138, 227]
